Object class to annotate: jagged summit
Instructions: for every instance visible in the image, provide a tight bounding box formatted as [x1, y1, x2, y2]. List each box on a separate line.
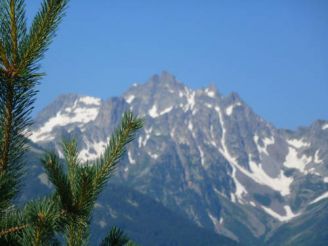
[150, 70, 180, 84]
[125, 71, 221, 101]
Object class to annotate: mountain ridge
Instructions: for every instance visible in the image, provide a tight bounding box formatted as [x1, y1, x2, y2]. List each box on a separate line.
[28, 71, 328, 244]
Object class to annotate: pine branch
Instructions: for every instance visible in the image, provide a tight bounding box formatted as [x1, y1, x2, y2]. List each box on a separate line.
[65, 216, 89, 246]
[100, 226, 131, 246]
[0, 223, 29, 237]
[0, 74, 38, 206]
[0, 0, 69, 244]
[62, 139, 79, 194]
[93, 112, 143, 197]
[0, 42, 10, 69]
[9, 0, 18, 65]
[0, 0, 68, 202]
[18, 0, 68, 73]
[0, 0, 27, 73]
[42, 153, 74, 213]
[0, 79, 14, 172]
[40, 112, 142, 245]
[0, 0, 12, 69]
[74, 165, 96, 216]
[19, 198, 62, 246]
[0, 199, 62, 244]
[41, 142, 93, 244]
[0, 206, 26, 244]
[1, 2, 142, 245]
[0, 172, 16, 210]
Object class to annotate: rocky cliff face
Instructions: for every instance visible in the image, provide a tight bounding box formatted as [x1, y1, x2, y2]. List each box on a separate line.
[28, 71, 328, 244]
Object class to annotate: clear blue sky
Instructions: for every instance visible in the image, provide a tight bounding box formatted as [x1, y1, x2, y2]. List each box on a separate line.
[26, 0, 328, 129]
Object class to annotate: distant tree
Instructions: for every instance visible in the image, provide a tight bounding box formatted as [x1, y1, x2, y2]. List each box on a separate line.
[0, 0, 142, 245]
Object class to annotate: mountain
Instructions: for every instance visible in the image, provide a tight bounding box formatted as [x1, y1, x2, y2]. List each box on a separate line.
[27, 71, 328, 245]
[21, 145, 237, 246]
[266, 199, 328, 245]
[91, 184, 237, 246]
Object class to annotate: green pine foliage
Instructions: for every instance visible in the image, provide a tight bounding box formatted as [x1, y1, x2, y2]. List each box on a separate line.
[0, 0, 143, 245]
[100, 227, 136, 246]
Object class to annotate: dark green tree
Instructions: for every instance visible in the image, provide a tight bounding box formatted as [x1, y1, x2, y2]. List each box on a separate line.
[0, 0, 142, 245]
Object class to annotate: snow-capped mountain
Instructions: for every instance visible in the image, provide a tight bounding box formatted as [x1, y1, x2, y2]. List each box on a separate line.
[28, 71, 328, 244]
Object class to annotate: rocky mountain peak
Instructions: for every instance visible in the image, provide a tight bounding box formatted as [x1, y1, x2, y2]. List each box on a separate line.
[152, 70, 178, 84]
[28, 72, 328, 243]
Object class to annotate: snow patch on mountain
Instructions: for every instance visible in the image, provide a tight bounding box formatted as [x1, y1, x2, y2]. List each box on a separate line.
[149, 105, 159, 118]
[287, 138, 310, 149]
[79, 96, 101, 106]
[322, 124, 328, 130]
[184, 89, 196, 111]
[205, 103, 213, 108]
[211, 122, 292, 197]
[250, 201, 256, 207]
[226, 102, 242, 116]
[284, 147, 312, 173]
[198, 147, 205, 166]
[314, 150, 323, 164]
[148, 151, 159, 159]
[160, 106, 173, 115]
[30, 96, 100, 142]
[144, 127, 152, 145]
[128, 151, 136, 164]
[215, 104, 293, 201]
[138, 127, 152, 147]
[125, 95, 135, 104]
[215, 106, 247, 202]
[79, 138, 108, 162]
[254, 135, 275, 155]
[188, 121, 193, 131]
[149, 105, 173, 118]
[310, 191, 328, 205]
[261, 206, 300, 222]
[204, 88, 216, 98]
[248, 155, 293, 196]
[208, 211, 221, 234]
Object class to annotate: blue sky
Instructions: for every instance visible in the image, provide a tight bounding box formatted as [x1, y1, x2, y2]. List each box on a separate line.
[26, 0, 328, 129]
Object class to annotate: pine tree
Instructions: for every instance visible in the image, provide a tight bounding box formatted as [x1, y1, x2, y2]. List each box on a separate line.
[0, 1, 142, 245]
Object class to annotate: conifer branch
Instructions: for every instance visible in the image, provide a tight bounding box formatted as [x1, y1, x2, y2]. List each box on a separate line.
[0, 0, 11, 69]
[19, 198, 62, 245]
[0, 80, 13, 172]
[100, 226, 130, 246]
[0, 0, 27, 74]
[18, 0, 68, 72]
[0, 223, 29, 237]
[62, 139, 79, 192]
[0, 74, 37, 205]
[0, 0, 59, 207]
[40, 112, 142, 244]
[9, 0, 18, 66]
[42, 153, 74, 213]
[1, 1, 142, 244]
[93, 112, 143, 195]
[0, 43, 9, 69]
